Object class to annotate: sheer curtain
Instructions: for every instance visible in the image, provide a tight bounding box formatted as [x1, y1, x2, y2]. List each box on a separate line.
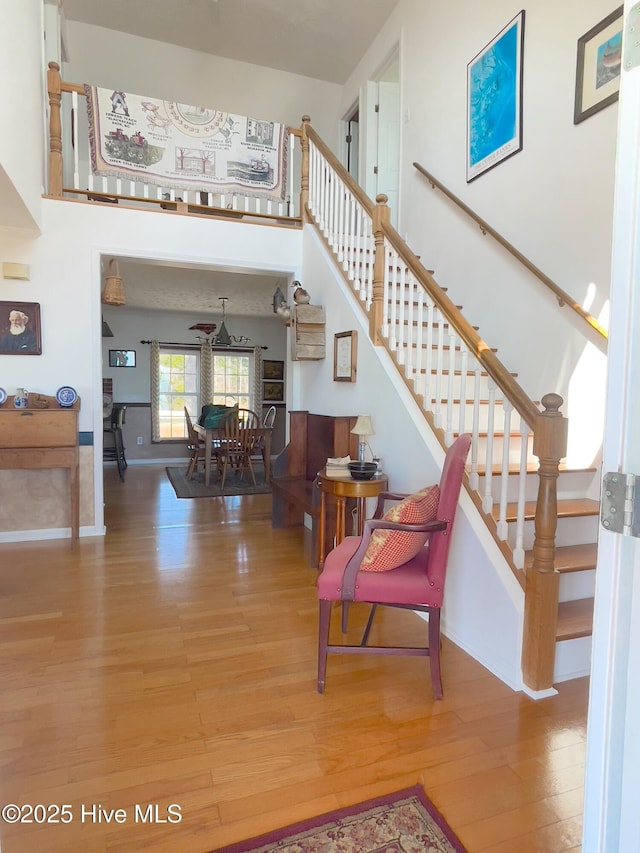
[150, 339, 160, 441]
[200, 339, 212, 405]
[253, 345, 263, 416]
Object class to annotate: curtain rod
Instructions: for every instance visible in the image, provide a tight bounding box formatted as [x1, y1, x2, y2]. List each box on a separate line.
[140, 340, 267, 352]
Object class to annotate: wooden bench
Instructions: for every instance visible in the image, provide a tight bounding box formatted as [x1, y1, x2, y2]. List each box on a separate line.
[271, 411, 358, 566]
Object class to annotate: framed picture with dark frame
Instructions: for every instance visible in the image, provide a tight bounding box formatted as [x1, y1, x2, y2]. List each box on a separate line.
[262, 359, 284, 380]
[0, 301, 42, 355]
[333, 330, 357, 382]
[109, 349, 136, 367]
[466, 11, 525, 182]
[574, 6, 623, 125]
[263, 381, 284, 403]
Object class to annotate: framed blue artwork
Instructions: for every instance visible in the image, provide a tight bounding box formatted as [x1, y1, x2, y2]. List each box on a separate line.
[467, 11, 525, 182]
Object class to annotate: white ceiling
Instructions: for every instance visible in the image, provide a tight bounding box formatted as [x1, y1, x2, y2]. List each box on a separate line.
[61, 0, 399, 85]
[64, 0, 400, 317]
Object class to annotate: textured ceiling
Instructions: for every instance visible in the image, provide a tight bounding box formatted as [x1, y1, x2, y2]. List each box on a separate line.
[61, 0, 399, 85]
[105, 257, 290, 319]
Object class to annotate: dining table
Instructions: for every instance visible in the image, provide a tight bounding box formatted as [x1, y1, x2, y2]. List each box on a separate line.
[193, 422, 273, 487]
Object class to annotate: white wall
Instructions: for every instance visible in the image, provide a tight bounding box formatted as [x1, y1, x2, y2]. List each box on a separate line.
[62, 22, 342, 141]
[338, 0, 615, 460]
[0, 200, 301, 535]
[0, 0, 44, 229]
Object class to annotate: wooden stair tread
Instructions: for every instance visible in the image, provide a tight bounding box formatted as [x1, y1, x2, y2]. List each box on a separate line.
[525, 542, 598, 573]
[556, 598, 594, 640]
[493, 498, 600, 522]
[477, 463, 597, 476]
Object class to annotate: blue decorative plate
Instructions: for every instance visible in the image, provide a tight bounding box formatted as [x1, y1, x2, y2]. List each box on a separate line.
[0, 387, 6, 405]
[56, 386, 77, 407]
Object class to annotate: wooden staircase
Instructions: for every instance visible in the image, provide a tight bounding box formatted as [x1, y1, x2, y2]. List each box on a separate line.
[301, 118, 602, 692]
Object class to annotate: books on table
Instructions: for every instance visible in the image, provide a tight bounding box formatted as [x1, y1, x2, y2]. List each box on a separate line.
[323, 455, 352, 478]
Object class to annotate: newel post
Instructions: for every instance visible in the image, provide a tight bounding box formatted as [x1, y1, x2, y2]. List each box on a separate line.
[521, 393, 568, 692]
[47, 61, 63, 198]
[300, 115, 311, 224]
[370, 193, 390, 345]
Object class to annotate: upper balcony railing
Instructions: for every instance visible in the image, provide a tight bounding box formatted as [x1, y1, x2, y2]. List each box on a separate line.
[46, 63, 302, 225]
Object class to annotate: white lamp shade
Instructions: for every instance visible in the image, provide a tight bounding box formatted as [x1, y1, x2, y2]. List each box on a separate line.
[351, 415, 374, 436]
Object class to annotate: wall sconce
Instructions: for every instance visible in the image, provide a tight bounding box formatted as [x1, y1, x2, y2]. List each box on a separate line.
[351, 415, 374, 462]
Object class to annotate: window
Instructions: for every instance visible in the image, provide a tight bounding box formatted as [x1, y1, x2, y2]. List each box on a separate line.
[212, 352, 251, 409]
[158, 348, 199, 438]
[154, 346, 255, 441]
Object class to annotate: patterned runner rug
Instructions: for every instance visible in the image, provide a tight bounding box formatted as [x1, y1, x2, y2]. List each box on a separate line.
[209, 786, 467, 852]
[166, 466, 271, 498]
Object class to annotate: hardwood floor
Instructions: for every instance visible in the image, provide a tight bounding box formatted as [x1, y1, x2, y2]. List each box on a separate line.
[0, 465, 588, 852]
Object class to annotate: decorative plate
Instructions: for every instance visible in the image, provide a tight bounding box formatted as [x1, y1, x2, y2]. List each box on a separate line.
[0, 387, 6, 405]
[56, 386, 77, 407]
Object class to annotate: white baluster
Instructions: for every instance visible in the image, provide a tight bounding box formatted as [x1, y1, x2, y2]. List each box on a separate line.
[423, 299, 434, 407]
[397, 259, 406, 365]
[405, 274, 415, 381]
[445, 329, 456, 445]
[482, 379, 497, 513]
[72, 91, 80, 189]
[458, 348, 469, 437]
[468, 366, 482, 491]
[414, 285, 425, 399]
[433, 319, 445, 428]
[513, 415, 529, 569]
[497, 399, 513, 540]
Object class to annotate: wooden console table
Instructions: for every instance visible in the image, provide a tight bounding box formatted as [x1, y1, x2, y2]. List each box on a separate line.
[0, 394, 81, 543]
[317, 471, 388, 568]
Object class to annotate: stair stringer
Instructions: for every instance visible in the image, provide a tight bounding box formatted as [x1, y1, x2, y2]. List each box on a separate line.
[298, 224, 529, 691]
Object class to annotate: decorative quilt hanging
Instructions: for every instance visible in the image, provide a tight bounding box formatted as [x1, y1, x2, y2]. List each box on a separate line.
[85, 86, 288, 200]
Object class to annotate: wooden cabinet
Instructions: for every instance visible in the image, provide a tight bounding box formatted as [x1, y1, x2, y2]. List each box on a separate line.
[291, 304, 325, 360]
[0, 395, 80, 542]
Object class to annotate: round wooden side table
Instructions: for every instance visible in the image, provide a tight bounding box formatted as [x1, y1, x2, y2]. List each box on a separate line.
[316, 470, 388, 568]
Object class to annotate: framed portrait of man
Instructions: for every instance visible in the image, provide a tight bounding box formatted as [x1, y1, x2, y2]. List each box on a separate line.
[0, 301, 42, 355]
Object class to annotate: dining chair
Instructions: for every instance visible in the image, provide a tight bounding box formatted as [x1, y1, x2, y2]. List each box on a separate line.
[316, 433, 471, 700]
[250, 405, 277, 473]
[184, 406, 206, 480]
[103, 403, 128, 481]
[218, 408, 260, 489]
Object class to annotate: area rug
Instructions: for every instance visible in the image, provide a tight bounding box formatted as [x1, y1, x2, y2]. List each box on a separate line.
[166, 466, 271, 499]
[209, 785, 467, 852]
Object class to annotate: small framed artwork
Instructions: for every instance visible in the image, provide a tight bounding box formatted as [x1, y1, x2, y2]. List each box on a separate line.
[263, 381, 284, 402]
[109, 349, 136, 367]
[574, 6, 623, 125]
[0, 301, 42, 355]
[467, 11, 525, 182]
[334, 330, 357, 382]
[263, 359, 284, 380]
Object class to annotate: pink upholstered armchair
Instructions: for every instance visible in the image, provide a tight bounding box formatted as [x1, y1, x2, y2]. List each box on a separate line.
[317, 433, 471, 699]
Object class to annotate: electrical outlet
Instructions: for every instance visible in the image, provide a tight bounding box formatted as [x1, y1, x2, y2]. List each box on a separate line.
[136, 436, 143, 445]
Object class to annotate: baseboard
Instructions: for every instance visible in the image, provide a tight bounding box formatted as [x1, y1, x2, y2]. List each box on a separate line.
[0, 524, 105, 543]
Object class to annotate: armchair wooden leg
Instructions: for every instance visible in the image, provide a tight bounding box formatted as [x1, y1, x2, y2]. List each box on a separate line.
[317, 600, 332, 694]
[428, 607, 443, 700]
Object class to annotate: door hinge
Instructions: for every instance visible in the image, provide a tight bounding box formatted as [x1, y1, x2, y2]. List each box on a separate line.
[374, 103, 379, 113]
[373, 165, 378, 175]
[601, 472, 640, 538]
[345, 134, 352, 143]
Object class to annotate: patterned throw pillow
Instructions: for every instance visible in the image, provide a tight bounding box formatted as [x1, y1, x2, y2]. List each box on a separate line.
[359, 485, 440, 572]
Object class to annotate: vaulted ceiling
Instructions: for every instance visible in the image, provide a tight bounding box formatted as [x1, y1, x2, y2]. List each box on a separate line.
[61, 0, 399, 85]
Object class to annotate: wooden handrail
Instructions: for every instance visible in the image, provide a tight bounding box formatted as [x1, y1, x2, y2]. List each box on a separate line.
[413, 162, 608, 345]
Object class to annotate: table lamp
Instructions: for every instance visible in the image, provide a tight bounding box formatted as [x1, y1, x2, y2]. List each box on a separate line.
[351, 415, 374, 462]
